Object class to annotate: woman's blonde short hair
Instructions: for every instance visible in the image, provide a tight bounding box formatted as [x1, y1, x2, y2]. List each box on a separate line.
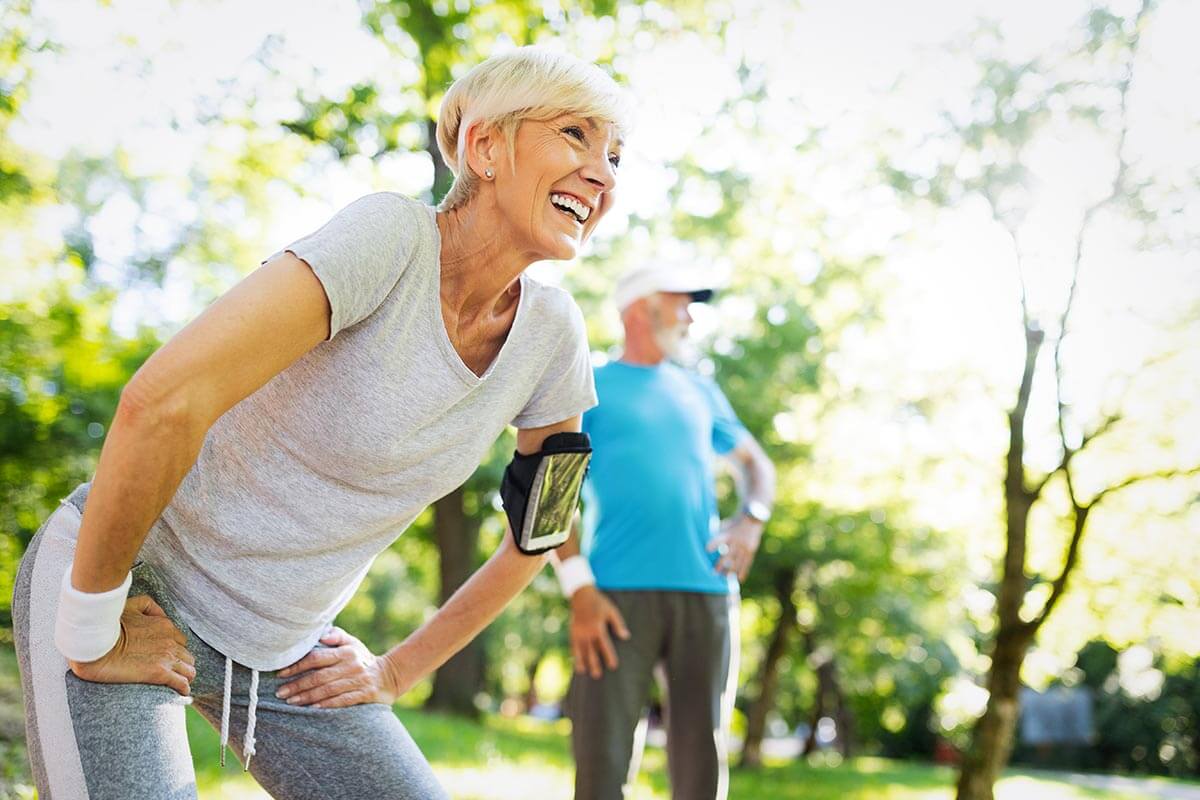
[436, 46, 632, 211]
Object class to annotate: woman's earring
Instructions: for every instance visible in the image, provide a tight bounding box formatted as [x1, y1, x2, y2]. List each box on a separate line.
[484, 168, 494, 179]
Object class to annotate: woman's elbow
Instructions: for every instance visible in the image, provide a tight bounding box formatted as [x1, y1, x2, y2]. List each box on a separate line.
[115, 371, 201, 440]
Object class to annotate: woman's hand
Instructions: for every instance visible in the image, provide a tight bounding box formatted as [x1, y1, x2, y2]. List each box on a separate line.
[276, 627, 401, 709]
[68, 595, 195, 696]
[569, 585, 631, 679]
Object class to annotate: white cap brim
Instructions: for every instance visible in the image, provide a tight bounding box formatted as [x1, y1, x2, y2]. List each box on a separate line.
[615, 265, 719, 310]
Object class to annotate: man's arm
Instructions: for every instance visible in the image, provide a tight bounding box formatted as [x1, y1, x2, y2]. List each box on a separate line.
[554, 514, 630, 679]
[730, 434, 776, 516]
[708, 433, 777, 581]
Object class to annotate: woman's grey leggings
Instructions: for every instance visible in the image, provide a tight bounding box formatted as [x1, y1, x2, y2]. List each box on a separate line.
[12, 484, 449, 800]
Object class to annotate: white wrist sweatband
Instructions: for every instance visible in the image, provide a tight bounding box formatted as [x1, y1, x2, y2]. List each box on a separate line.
[54, 566, 132, 662]
[555, 555, 595, 598]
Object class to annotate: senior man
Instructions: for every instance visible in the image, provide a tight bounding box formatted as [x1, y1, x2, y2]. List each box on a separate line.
[555, 265, 776, 800]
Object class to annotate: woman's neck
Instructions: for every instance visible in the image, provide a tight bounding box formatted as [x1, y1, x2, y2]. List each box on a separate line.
[435, 200, 531, 322]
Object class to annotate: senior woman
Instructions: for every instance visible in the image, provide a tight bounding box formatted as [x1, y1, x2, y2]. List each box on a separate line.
[13, 47, 628, 799]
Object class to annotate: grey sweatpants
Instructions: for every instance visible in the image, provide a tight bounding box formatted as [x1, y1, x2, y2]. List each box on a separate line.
[12, 484, 449, 800]
[568, 589, 740, 800]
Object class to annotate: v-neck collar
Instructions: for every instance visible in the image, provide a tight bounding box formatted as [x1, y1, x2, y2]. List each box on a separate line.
[426, 205, 528, 388]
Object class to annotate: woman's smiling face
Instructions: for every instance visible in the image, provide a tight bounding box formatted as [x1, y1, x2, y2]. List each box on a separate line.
[490, 114, 622, 261]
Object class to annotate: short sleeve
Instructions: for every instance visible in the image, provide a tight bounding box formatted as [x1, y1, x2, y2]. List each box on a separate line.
[512, 300, 597, 429]
[279, 193, 421, 340]
[694, 374, 748, 455]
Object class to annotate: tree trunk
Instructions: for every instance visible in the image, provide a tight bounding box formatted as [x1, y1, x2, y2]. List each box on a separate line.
[799, 622, 855, 758]
[833, 670, 856, 758]
[426, 486, 486, 717]
[426, 118, 453, 203]
[741, 569, 797, 768]
[955, 324, 1042, 799]
[523, 651, 543, 712]
[955, 627, 1031, 800]
[802, 630, 827, 755]
[956, 482, 1034, 799]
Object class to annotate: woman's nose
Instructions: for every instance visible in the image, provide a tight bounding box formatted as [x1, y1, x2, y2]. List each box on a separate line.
[582, 152, 616, 193]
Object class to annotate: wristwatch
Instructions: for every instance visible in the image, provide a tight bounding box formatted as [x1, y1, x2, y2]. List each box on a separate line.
[743, 500, 771, 524]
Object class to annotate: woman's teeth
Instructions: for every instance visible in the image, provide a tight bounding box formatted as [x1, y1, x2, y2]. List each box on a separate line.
[550, 193, 590, 223]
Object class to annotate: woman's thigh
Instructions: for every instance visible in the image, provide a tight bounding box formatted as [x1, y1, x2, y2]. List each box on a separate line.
[13, 494, 197, 800]
[192, 669, 449, 800]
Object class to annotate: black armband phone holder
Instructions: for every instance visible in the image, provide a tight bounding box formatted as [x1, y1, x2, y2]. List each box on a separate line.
[500, 431, 592, 555]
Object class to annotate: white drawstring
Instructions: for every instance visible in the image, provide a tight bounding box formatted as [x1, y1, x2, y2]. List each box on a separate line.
[217, 656, 260, 771]
[244, 669, 260, 771]
[219, 656, 232, 767]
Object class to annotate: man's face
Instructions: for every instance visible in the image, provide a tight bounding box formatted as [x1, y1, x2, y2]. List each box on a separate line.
[647, 292, 694, 360]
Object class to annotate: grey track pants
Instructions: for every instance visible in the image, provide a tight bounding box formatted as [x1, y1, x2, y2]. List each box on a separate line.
[12, 484, 449, 800]
[568, 589, 740, 800]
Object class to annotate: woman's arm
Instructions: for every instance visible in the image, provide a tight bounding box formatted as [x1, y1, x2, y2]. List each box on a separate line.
[72, 252, 331, 594]
[63, 253, 332, 696]
[276, 416, 581, 708]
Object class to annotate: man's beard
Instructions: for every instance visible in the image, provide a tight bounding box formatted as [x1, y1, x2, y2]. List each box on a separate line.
[652, 322, 691, 363]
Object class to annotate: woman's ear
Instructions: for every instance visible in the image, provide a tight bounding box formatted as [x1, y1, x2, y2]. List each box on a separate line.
[463, 121, 501, 181]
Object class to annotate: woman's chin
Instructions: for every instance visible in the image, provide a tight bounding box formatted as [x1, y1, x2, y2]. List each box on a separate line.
[537, 236, 582, 262]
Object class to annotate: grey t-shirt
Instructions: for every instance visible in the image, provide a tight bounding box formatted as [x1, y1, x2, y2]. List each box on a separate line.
[139, 192, 597, 670]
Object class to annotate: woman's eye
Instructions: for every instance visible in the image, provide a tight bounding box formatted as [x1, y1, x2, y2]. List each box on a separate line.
[563, 126, 586, 142]
[608, 153, 621, 169]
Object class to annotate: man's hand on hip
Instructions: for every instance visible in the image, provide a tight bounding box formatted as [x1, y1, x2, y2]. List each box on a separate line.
[569, 586, 631, 679]
[708, 516, 763, 581]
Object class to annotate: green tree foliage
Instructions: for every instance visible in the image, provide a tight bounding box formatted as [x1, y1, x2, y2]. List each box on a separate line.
[0, 291, 157, 626]
[1090, 651, 1200, 777]
[0, 0, 45, 204]
[1010, 641, 1200, 777]
[285, 0, 634, 200]
[0, 6, 159, 631]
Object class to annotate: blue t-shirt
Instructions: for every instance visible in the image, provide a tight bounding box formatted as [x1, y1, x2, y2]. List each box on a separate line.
[581, 360, 748, 594]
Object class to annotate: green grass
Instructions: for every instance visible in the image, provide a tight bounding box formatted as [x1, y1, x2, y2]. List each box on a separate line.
[0, 645, 1181, 800]
[187, 707, 1164, 800]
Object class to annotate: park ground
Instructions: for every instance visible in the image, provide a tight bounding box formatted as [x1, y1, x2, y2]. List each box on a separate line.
[2, 646, 1199, 800]
[6, 709, 1200, 800]
[186, 708, 1200, 800]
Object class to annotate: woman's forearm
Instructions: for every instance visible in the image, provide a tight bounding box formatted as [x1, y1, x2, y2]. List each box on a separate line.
[382, 536, 548, 692]
[70, 388, 209, 593]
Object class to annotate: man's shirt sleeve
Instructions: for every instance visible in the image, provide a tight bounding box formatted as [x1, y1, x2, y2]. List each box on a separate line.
[695, 373, 749, 455]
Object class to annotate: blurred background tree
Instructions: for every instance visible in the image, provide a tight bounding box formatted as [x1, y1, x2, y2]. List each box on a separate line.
[881, 1, 1200, 796]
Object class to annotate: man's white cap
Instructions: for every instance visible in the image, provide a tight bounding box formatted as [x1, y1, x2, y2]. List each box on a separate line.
[614, 264, 718, 311]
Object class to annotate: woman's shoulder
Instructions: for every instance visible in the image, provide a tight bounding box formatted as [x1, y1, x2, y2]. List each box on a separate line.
[333, 192, 436, 273]
[346, 191, 434, 227]
[521, 277, 586, 338]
